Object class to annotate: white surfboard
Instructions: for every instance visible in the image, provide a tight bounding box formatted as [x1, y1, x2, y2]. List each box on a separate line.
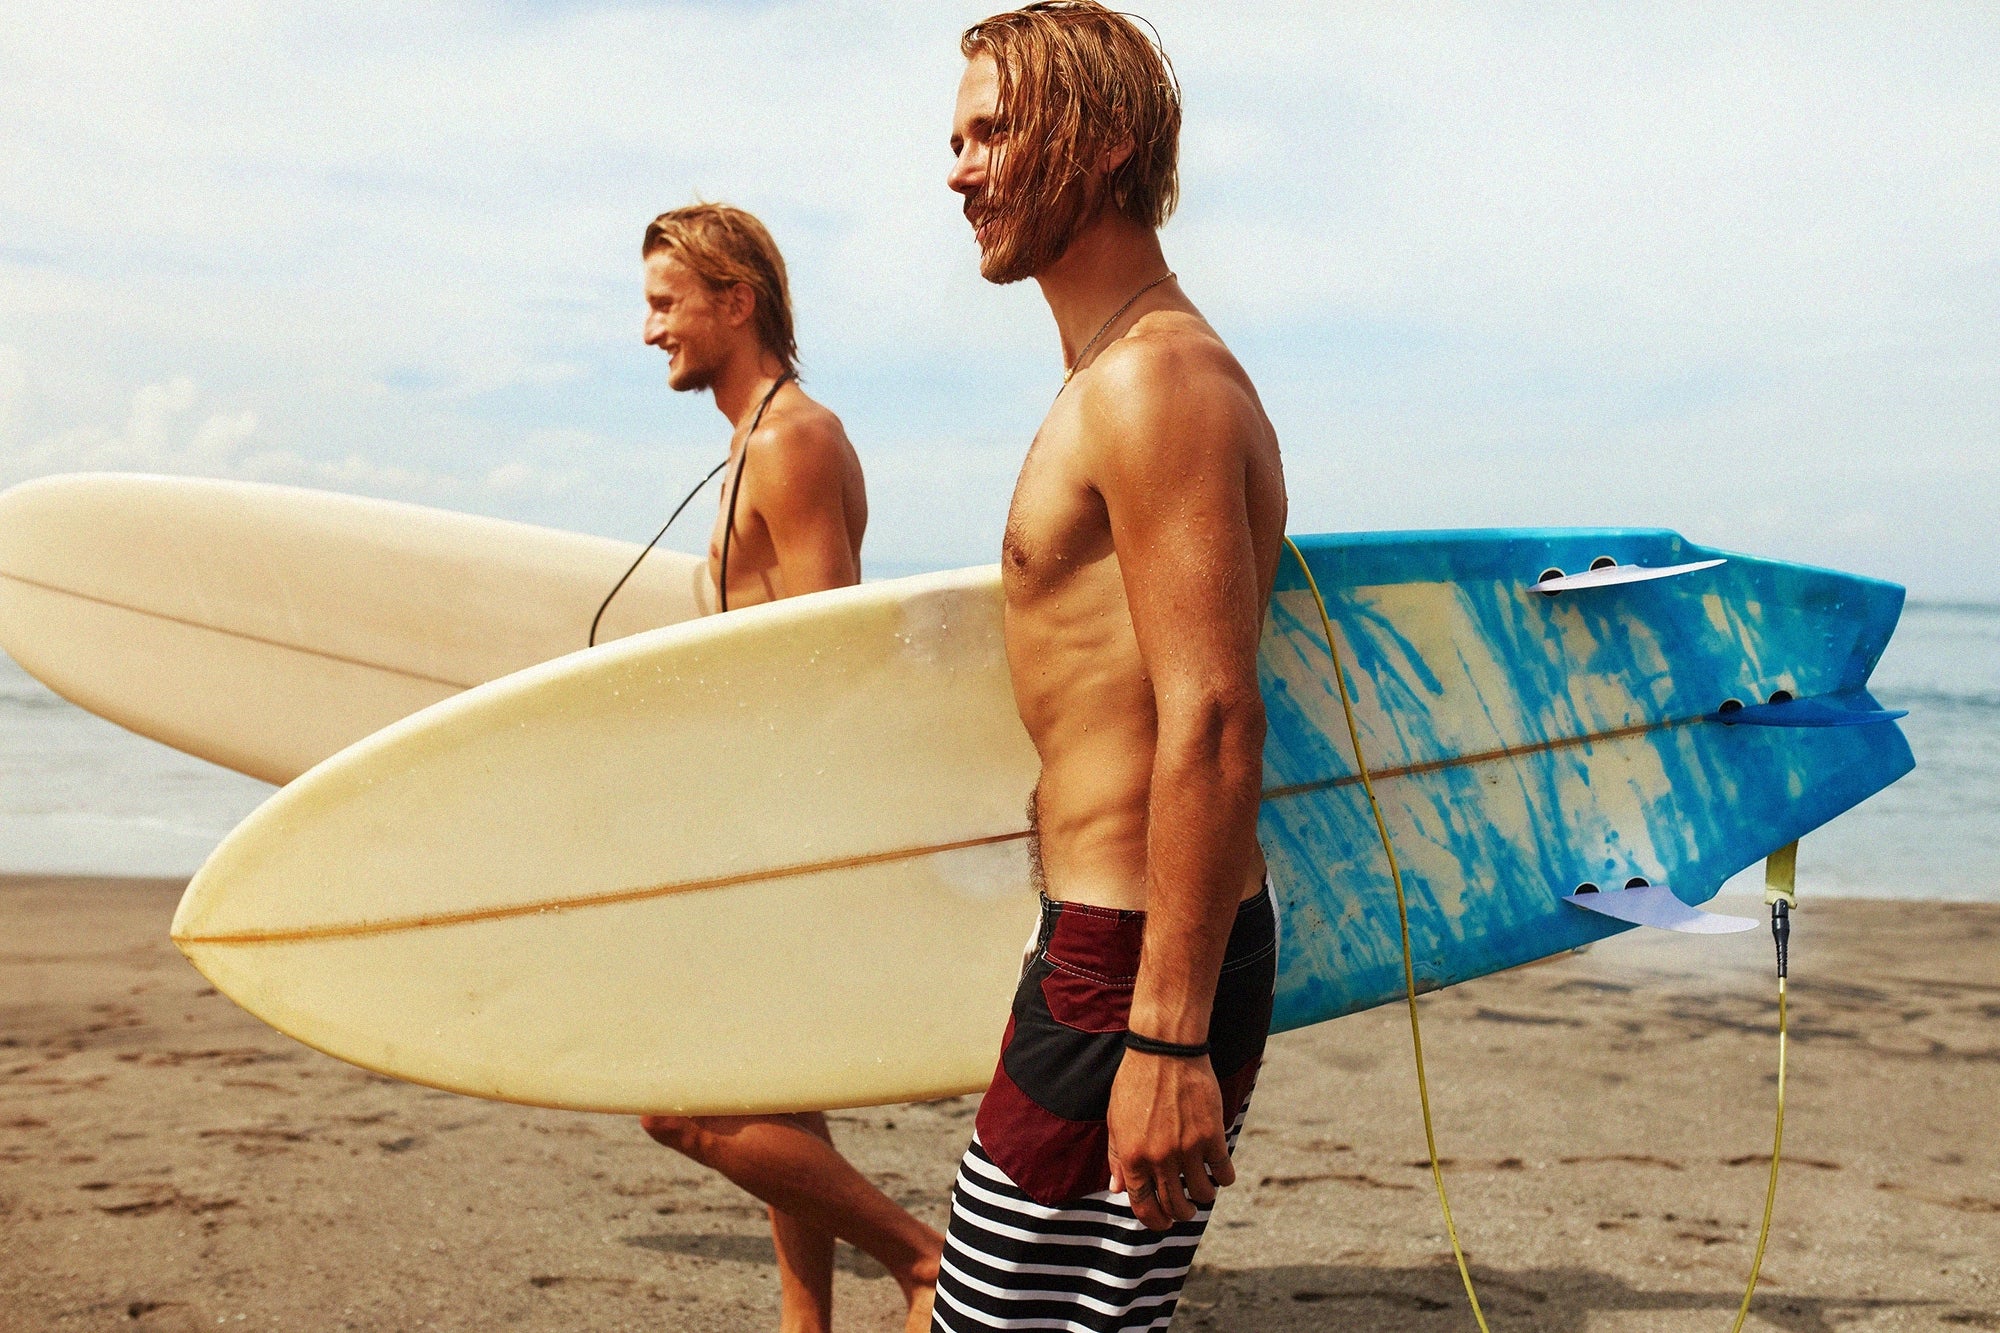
[0, 473, 709, 785]
[174, 567, 1038, 1114]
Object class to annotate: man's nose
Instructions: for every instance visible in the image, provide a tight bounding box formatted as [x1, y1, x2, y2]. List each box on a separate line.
[947, 144, 981, 195]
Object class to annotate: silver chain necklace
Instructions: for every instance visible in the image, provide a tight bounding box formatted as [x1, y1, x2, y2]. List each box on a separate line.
[1061, 270, 1176, 388]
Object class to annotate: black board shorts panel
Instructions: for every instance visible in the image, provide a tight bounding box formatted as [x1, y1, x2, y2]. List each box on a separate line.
[972, 888, 1277, 1206]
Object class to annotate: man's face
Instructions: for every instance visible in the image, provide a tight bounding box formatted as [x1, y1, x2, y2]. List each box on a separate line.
[948, 53, 1023, 285]
[642, 251, 731, 393]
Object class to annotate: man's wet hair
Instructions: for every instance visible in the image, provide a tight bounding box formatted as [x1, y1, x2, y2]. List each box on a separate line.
[962, 2, 1181, 282]
[643, 203, 798, 371]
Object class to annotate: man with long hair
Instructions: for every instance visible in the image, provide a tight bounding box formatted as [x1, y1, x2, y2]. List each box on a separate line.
[935, 5, 1287, 1328]
[637, 202, 941, 1333]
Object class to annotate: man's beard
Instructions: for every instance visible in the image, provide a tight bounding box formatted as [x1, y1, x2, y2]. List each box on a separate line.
[667, 347, 720, 394]
[975, 211, 1042, 286]
[969, 181, 1091, 286]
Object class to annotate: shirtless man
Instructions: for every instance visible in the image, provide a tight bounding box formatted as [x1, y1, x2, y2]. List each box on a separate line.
[635, 202, 941, 1333]
[932, 6, 1287, 1329]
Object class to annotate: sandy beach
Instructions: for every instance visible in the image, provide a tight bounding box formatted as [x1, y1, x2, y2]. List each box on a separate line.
[2, 874, 1993, 1331]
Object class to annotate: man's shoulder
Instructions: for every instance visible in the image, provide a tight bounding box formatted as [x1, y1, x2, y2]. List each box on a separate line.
[751, 389, 848, 456]
[1074, 316, 1259, 445]
[755, 385, 844, 441]
[745, 388, 855, 488]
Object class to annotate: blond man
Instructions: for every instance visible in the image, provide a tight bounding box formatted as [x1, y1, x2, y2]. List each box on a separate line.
[635, 203, 941, 1333]
[934, 6, 1286, 1329]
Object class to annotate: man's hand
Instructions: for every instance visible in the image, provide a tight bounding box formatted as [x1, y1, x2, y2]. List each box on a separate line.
[1106, 1050, 1236, 1231]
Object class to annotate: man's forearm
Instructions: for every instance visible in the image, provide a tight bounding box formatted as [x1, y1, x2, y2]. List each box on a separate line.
[1126, 698, 1264, 1045]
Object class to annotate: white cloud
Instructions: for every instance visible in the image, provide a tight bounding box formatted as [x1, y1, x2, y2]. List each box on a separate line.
[0, 374, 260, 478]
[0, 366, 496, 506]
[190, 408, 260, 463]
[485, 460, 534, 491]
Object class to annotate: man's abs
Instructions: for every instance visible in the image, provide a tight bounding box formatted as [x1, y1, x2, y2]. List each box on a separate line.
[1006, 551, 1263, 912]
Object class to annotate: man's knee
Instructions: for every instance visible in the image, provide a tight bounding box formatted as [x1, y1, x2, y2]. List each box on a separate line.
[641, 1111, 830, 1163]
[639, 1113, 705, 1155]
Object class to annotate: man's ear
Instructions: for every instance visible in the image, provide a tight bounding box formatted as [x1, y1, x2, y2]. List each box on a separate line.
[723, 281, 757, 329]
[1101, 134, 1136, 175]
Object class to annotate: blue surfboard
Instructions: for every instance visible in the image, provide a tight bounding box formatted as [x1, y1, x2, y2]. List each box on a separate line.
[1260, 528, 1911, 1032]
[170, 525, 1911, 1113]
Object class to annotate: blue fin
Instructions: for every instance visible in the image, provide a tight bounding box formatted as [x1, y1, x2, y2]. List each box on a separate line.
[1711, 697, 1908, 728]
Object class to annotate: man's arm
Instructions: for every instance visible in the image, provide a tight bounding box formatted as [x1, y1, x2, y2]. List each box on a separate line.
[743, 419, 861, 597]
[1083, 344, 1270, 1231]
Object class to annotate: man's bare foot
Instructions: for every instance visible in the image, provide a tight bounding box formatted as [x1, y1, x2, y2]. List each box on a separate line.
[895, 1240, 940, 1333]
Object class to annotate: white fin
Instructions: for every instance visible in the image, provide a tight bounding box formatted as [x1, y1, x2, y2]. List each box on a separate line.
[1535, 558, 1726, 594]
[1563, 883, 1759, 934]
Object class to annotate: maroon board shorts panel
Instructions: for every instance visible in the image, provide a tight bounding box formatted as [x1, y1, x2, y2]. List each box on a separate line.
[972, 886, 1277, 1208]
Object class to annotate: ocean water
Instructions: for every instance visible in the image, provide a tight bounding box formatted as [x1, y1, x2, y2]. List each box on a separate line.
[0, 653, 273, 878]
[1, 603, 1995, 899]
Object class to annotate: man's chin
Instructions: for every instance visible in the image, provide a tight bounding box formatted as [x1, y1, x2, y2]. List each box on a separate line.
[978, 246, 1036, 287]
[666, 365, 714, 394]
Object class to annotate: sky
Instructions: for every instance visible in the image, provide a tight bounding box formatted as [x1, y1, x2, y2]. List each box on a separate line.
[2, 1, 1996, 597]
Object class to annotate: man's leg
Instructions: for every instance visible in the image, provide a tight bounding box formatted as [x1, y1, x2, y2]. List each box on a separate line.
[932, 1103, 1255, 1333]
[766, 1196, 836, 1333]
[640, 1112, 942, 1330]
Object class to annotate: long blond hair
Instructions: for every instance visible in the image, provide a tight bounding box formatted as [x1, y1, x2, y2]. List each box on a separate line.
[642, 203, 797, 370]
[962, 2, 1181, 281]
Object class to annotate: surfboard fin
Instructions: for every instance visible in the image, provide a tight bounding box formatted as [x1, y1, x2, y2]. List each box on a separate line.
[1562, 883, 1759, 934]
[1533, 557, 1725, 594]
[1710, 697, 1908, 727]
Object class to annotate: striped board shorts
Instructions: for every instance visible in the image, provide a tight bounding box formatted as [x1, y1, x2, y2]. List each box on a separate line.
[932, 888, 1278, 1332]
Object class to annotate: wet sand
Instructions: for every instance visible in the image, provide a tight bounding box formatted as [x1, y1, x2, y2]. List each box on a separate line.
[2, 874, 1994, 1331]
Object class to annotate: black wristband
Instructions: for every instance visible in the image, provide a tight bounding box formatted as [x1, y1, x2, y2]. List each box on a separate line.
[1122, 1031, 1210, 1059]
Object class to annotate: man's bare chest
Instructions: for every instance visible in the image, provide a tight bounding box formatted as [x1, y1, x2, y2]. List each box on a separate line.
[1002, 430, 1112, 599]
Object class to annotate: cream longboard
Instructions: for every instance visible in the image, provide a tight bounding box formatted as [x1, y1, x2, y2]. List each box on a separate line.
[0, 473, 707, 784]
[175, 567, 1038, 1113]
[172, 531, 1910, 1115]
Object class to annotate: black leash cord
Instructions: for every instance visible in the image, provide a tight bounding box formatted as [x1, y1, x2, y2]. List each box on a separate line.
[587, 457, 725, 648]
[716, 372, 792, 615]
[588, 372, 793, 646]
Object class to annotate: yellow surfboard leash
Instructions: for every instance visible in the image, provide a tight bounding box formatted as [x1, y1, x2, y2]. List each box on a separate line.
[1731, 843, 1796, 1333]
[1281, 537, 1789, 1332]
